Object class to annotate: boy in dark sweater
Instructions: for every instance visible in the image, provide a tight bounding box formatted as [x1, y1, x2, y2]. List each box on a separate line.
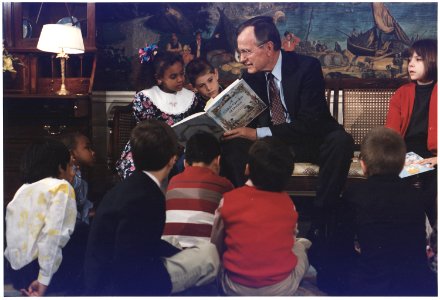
[324, 127, 437, 296]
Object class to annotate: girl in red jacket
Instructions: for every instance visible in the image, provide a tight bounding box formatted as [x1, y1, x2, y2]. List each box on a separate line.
[386, 39, 437, 225]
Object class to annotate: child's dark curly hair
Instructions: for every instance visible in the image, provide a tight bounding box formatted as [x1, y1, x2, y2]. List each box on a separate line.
[20, 138, 71, 183]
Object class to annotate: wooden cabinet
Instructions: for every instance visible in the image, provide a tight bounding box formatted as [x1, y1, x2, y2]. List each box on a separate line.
[3, 94, 92, 205]
[2, 2, 96, 206]
[3, 2, 96, 52]
[3, 2, 96, 95]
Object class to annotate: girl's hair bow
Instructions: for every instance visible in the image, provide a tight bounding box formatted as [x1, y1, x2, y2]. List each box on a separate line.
[139, 44, 158, 63]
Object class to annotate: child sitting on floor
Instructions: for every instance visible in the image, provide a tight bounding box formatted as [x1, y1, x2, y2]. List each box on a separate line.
[211, 137, 311, 296]
[4, 138, 77, 296]
[163, 132, 234, 248]
[325, 126, 437, 296]
[60, 132, 96, 224]
[84, 120, 220, 296]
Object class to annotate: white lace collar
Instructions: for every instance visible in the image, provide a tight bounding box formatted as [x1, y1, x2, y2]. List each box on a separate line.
[141, 86, 195, 115]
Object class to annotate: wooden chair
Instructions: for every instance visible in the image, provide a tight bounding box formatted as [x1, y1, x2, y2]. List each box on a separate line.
[107, 104, 136, 173]
[343, 87, 399, 148]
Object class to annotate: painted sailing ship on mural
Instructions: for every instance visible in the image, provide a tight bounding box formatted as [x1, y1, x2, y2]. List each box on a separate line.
[293, 2, 415, 80]
[347, 3, 412, 57]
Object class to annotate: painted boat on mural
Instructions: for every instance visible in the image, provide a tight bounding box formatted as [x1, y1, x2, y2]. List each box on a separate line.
[347, 3, 412, 56]
[347, 27, 381, 57]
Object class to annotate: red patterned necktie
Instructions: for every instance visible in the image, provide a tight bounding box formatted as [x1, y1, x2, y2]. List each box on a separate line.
[267, 73, 286, 125]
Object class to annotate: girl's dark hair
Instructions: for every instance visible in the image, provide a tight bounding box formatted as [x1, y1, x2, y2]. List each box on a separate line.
[409, 39, 437, 82]
[20, 138, 71, 184]
[130, 119, 178, 171]
[135, 51, 184, 92]
[185, 132, 220, 165]
[236, 16, 282, 51]
[153, 51, 184, 80]
[248, 137, 294, 192]
[185, 58, 215, 86]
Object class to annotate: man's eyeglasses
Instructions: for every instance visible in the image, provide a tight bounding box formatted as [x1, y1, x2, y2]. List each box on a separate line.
[237, 41, 268, 58]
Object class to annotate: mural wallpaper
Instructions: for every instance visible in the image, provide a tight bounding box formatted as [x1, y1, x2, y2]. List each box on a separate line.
[94, 2, 438, 91]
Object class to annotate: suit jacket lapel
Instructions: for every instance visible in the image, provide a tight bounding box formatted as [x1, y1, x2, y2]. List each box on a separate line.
[253, 72, 269, 104]
[281, 51, 299, 115]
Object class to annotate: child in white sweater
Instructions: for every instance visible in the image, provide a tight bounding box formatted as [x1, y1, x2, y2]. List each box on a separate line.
[4, 138, 77, 296]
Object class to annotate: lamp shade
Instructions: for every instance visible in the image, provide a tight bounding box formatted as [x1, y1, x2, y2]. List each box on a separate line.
[37, 24, 84, 54]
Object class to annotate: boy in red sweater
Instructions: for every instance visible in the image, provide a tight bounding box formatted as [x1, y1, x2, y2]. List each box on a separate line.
[211, 137, 311, 296]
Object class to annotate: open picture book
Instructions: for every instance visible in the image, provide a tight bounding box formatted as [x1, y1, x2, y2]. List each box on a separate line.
[172, 79, 267, 146]
[399, 151, 435, 178]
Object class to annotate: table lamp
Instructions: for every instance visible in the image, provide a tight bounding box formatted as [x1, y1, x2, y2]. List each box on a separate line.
[37, 24, 84, 95]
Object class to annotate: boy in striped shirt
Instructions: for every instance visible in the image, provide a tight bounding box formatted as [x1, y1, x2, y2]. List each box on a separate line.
[163, 132, 234, 248]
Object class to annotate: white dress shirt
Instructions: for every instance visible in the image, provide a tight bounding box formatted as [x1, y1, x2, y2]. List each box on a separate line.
[256, 52, 291, 138]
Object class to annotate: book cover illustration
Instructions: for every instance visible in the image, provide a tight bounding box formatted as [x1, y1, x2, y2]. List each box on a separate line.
[399, 151, 434, 178]
[206, 79, 267, 131]
[172, 79, 267, 145]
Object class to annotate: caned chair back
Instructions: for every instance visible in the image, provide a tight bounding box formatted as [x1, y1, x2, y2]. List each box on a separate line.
[342, 89, 396, 146]
[108, 104, 136, 169]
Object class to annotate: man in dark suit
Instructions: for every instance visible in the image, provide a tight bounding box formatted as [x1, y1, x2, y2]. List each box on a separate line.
[220, 16, 354, 241]
[190, 31, 207, 60]
[84, 120, 219, 296]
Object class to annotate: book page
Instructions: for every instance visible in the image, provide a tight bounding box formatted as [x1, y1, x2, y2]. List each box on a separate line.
[399, 151, 435, 178]
[171, 112, 224, 146]
[172, 111, 205, 125]
[206, 79, 267, 131]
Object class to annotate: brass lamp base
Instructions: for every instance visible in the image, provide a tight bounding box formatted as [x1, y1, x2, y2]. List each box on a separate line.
[56, 55, 70, 95]
[56, 83, 70, 95]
